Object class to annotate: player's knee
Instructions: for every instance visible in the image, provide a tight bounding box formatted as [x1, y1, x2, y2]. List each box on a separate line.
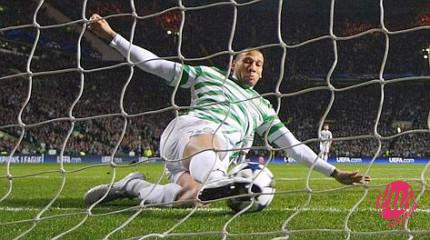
[184, 134, 225, 157]
[175, 185, 200, 202]
[175, 173, 201, 202]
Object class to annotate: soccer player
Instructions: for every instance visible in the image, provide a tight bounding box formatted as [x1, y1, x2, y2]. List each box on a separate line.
[319, 124, 333, 162]
[84, 14, 370, 207]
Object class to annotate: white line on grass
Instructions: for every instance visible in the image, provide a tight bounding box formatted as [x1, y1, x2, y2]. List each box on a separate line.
[1, 206, 430, 213]
[278, 177, 422, 181]
[0, 207, 83, 212]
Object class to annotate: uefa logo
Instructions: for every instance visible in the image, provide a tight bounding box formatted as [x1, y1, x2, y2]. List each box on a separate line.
[375, 181, 418, 227]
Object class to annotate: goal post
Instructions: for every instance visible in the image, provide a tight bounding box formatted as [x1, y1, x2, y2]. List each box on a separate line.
[0, 0, 429, 239]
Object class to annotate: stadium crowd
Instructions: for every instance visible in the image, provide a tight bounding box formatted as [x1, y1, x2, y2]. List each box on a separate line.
[0, 0, 429, 158]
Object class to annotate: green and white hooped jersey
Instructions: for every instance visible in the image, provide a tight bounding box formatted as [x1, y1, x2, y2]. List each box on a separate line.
[168, 64, 290, 159]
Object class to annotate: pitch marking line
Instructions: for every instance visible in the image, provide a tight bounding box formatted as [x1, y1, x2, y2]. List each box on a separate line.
[278, 177, 423, 181]
[1, 206, 430, 213]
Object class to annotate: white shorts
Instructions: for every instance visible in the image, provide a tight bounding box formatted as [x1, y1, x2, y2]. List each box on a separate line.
[320, 143, 330, 153]
[160, 115, 229, 183]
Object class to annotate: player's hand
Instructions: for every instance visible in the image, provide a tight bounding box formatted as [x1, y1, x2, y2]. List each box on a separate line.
[87, 14, 117, 42]
[332, 169, 371, 185]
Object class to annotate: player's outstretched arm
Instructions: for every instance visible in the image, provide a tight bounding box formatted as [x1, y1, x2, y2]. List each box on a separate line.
[88, 14, 181, 85]
[262, 123, 370, 185]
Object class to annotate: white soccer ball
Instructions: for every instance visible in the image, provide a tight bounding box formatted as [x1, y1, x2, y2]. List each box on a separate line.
[227, 162, 275, 213]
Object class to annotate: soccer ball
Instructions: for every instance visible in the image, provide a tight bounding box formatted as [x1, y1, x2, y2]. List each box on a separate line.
[227, 162, 275, 213]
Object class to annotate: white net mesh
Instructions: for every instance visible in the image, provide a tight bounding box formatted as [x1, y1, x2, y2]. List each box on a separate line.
[1, 0, 430, 239]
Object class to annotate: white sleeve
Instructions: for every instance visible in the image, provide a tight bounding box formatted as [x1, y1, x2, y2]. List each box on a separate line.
[271, 126, 336, 177]
[110, 34, 190, 87]
[255, 104, 336, 176]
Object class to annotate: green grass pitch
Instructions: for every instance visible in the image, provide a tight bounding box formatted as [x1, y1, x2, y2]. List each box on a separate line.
[0, 163, 429, 240]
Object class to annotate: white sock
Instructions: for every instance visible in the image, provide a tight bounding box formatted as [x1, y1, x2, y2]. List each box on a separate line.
[126, 179, 182, 205]
[189, 150, 226, 183]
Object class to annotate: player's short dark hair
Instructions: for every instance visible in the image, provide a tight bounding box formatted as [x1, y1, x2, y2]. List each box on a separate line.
[234, 48, 264, 60]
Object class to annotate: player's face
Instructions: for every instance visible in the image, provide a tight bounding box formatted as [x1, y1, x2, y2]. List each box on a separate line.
[232, 50, 264, 87]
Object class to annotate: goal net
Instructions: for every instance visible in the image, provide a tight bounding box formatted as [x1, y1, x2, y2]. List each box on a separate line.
[1, 0, 430, 239]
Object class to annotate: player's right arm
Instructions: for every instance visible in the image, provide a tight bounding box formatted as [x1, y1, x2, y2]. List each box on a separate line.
[88, 14, 198, 88]
[256, 103, 370, 185]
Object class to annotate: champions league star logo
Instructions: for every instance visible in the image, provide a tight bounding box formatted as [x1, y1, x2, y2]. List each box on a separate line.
[375, 181, 418, 227]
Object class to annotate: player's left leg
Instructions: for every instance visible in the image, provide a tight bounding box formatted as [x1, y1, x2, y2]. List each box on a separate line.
[84, 172, 184, 206]
[84, 172, 145, 205]
[160, 116, 254, 203]
[182, 133, 228, 183]
[319, 143, 325, 160]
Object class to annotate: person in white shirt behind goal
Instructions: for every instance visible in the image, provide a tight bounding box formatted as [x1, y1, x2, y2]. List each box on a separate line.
[83, 14, 371, 207]
[319, 123, 333, 162]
